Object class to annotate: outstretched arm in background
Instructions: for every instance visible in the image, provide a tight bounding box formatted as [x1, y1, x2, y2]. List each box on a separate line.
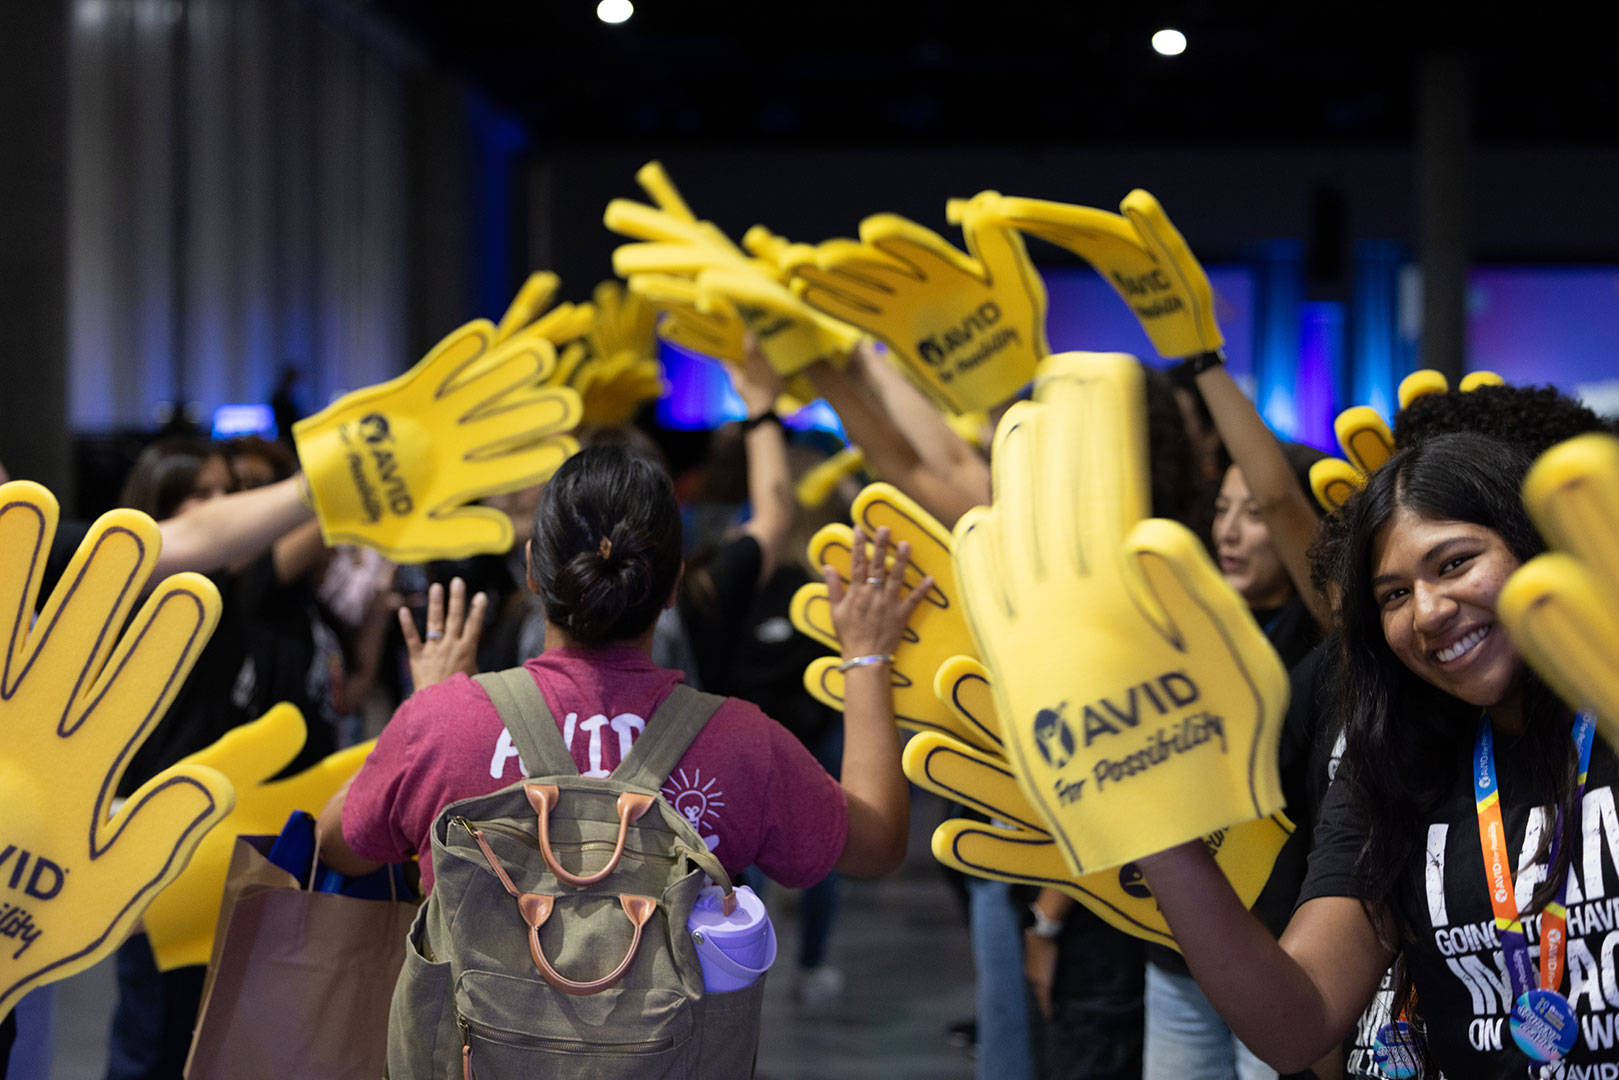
[155, 474, 315, 582]
[725, 335, 796, 583]
[807, 350, 985, 529]
[1190, 363, 1331, 628]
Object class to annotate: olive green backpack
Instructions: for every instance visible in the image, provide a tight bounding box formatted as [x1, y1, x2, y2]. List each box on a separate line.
[385, 669, 767, 1079]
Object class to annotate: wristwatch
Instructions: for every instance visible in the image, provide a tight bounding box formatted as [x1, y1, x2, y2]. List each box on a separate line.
[1027, 900, 1064, 939]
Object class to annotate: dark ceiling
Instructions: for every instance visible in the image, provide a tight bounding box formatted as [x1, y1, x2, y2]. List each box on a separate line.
[372, 2, 1615, 145]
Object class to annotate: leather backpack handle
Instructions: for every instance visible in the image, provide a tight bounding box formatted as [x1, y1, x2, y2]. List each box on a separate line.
[525, 783, 655, 887]
[518, 893, 657, 997]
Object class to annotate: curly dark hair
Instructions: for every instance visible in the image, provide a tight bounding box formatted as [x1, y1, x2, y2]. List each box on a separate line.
[1310, 382, 1615, 602]
[1142, 364, 1216, 546]
[1394, 383, 1616, 456]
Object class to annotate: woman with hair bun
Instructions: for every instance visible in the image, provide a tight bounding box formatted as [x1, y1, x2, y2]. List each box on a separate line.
[321, 442, 928, 894]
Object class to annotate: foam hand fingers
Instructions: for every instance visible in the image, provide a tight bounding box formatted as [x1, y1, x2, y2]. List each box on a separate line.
[495, 271, 562, 343]
[1500, 434, 1619, 727]
[0, 489, 234, 1017]
[935, 654, 1002, 750]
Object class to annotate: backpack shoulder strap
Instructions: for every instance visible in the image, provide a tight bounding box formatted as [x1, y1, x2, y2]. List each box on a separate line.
[472, 669, 576, 777]
[612, 684, 727, 790]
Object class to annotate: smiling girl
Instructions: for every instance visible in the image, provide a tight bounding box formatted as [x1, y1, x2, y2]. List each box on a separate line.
[1140, 432, 1613, 1078]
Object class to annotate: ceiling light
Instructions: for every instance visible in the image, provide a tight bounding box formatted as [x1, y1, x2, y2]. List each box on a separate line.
[1152, 29, 1187, 56]
[597, 0, 633, 24]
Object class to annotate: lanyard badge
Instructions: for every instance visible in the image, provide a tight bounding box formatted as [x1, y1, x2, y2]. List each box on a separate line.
[1473, 711, 1595, 1065]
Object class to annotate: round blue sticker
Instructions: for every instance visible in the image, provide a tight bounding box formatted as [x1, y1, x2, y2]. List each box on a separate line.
[1372, 1020, 1420, 1079]
[1511, 989, 1578, 1064]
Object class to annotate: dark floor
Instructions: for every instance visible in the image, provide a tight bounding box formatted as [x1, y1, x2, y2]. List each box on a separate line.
[33, 793, 978, 1080]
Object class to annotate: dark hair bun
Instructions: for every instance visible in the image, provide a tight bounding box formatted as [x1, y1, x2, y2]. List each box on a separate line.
[529, 446, 682, 647]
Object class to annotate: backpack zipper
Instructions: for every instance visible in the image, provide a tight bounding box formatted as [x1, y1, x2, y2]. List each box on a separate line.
[458, 1014, 676, 1063]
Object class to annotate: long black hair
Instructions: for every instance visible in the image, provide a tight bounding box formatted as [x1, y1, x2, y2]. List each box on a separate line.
[1324, 432, 1575, 1060]
[528, 445, 683, 648]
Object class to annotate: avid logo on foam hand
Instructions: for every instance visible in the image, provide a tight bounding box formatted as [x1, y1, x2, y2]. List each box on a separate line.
[915, 303, 1020, 384]
[1110, 270, 1185, 321]
[0, 844, 64, 958]
[338, 412, 416, 524]
[1032, 671, 1230, 806]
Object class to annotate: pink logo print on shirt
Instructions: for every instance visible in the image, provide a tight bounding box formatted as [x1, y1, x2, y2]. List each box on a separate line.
[662, 768, 725, 852]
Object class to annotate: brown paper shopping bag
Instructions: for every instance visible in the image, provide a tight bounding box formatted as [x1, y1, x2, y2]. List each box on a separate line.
[185, 836, 418, 1080]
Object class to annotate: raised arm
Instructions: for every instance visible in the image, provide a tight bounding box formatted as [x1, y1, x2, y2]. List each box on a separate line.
[847, 341, 992, 506]
[1139, 840, 1392, 1073]
[806, 357, 982, 529]
[1189, 361, 1331, 627]
[826, 526, 931, 876]
[726, 336, 795, 583]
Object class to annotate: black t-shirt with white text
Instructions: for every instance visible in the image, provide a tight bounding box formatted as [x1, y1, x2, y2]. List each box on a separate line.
[1302, 727, 1619, 1079]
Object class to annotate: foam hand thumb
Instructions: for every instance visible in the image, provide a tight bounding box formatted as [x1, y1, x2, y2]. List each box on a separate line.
[0, 484, 234, 1018]
[1499, 434, 1619, 737]
[294, 319, 583, 562]
[141, 705, 376, 970]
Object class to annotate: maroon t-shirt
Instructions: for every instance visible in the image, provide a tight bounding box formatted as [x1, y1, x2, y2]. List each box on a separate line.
[342, 646, 849, 893]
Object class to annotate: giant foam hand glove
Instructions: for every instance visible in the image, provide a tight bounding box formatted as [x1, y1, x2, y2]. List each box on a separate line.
[788, 483, 987, 748]
[1499, 434, 1619, 741]
[0, 482, 234, 1018]
[946, 188, 1218, 362]
[629, 273, 748, 367]
[494, 270, 596, 350]
[141, 704, 375, 970]
[1308, 369, 1505, 511]
[907, 656, 1293, 950]
[544, 280, 666, 426]
[293, 320, 583, 562]
[954, 352, 1289, 874]
[786, 206, 1048, 413]
[694, 262, 863, 379]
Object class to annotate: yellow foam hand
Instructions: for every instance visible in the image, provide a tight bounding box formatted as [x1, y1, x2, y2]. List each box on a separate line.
[605, 161, 749, 263]
[694, 262, 862, 378]
[908, 656, 1293, 951]
[796, 446, 867, 510]
[1307, 369, 1505, 511]
[1499, 434, 1619, 737]
[947, 188, 1219, 361]
[293, 319, 583, 562]
[627, 274, 814, 414]
[787, 206, 1048, 413]
[0, 483, 234, 1018]
[789, 484, 988, 749]
[629, 273, 748, 367]
[955, 352, 1289, 874]
[494, 271, 596, 349]
[545, 281, 666, 426]
[141, 705, 376, 970]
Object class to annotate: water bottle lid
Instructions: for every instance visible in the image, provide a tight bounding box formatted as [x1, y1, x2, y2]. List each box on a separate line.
[688, 884, 768, 945]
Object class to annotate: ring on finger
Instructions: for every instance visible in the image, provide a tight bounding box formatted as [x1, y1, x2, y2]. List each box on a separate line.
[865, 576, 884, 586]
[425, 629, 445, 641]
